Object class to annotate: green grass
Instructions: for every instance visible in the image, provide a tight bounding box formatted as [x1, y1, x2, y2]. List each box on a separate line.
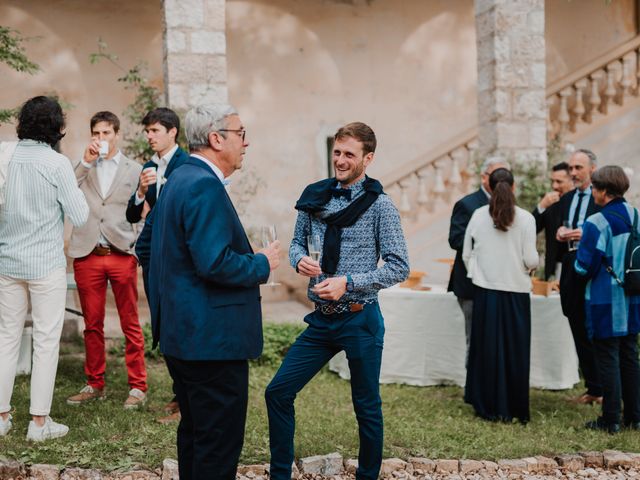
[1, 333, 639, 471]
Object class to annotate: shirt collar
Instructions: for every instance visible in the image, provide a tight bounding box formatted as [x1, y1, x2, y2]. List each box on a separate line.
[480, 185, 490, 198]
[151, 144, 179, 167]
[98, 150, 121, 165]
[577, 185, 592, 196]
[190, 154, 230, 185]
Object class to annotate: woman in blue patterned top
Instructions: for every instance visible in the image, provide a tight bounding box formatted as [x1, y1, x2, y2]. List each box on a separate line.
[575, 165, 640, 434]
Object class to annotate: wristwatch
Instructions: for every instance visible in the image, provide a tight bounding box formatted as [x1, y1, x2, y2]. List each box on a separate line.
[346, 274, 354, 293]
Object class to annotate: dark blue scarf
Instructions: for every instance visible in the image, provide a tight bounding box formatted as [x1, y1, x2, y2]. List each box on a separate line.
[295, 176, 384, 274]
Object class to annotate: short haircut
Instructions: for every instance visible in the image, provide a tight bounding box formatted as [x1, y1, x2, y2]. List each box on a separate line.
[90, 111, 120, 133]
[334, 122, 376, 156]
[573, 148, 597, 166]
[16, 96, 66, 147]
[481, 155, 509, 174]
[552, 161, 570, 173]
[591, 165, 629, 198]
[184, 104, 238, 151]
[142, 108, 180, 137]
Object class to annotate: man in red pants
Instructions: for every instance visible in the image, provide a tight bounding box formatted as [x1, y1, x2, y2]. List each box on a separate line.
[66, 111, 148, 409]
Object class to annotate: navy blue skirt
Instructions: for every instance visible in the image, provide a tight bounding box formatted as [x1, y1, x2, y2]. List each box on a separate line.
[464, 286, 531, 423]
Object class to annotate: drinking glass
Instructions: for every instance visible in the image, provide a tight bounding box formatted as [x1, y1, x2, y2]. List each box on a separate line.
[307, 234, 322, 283]
[562, 220, 578, 251]
[261, 225, 280, 286]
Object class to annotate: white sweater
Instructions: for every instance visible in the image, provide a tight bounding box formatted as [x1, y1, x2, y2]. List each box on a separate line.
[462, 205, 539, 293]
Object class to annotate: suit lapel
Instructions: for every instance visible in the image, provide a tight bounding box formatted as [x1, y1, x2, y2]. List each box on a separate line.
[86, 165, 104, 199]
[164, 148, 183, 178]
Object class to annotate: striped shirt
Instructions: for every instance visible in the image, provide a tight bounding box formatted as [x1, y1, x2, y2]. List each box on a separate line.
[0, 139, 89, 279]
[289, 177, 410, 304]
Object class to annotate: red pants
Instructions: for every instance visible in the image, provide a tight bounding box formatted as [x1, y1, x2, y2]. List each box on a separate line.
[74, 252, 147, 391]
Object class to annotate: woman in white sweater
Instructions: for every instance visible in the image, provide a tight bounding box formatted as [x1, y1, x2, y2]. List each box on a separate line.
[462, 167, 538, 423]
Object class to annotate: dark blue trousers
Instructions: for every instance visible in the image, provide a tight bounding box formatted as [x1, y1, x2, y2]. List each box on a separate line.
[265, 303, 384, 480]
[165, 356, 248, 480]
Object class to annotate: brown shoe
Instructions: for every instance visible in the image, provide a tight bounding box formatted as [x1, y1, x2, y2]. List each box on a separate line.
[569, 393, 603, 405]
[163, 401, 180, 414]
[124, 388, 147, 410]
[157, 410, 181, 425]
[67, 385, 106, 405]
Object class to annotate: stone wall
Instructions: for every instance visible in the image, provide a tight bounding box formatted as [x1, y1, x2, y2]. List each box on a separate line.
[474, 0, 547, 165]
[162, 0, 228, 109]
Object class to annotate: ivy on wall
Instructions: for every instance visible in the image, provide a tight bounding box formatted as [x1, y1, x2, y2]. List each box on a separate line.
[0, 26, 39, 125]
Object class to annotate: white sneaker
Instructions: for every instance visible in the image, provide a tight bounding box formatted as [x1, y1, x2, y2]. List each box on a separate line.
[0, 414, 12, 436]
[26, 416, 69, 442]
[123, 388, 147, 410]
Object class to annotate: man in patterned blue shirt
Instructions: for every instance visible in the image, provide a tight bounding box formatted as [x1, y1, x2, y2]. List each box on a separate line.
[265, 122, 409, 480]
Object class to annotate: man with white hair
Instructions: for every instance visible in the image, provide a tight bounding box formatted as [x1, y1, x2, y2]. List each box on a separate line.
[556, 148, 603, 405]
[447, 156, 509, 358]
[147, 104, 281, 480]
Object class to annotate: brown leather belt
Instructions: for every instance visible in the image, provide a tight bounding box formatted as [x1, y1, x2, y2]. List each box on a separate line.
[315, 302, 364, 316]
[91, 245, 127, 256]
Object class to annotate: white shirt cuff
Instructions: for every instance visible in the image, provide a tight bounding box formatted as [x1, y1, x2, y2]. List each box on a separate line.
[537, 204, 546, 214]
[80, 159, 94, 169]
[134, 192, 145, 205]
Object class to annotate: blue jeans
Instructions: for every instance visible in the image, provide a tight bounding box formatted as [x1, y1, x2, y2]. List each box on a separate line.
[265, 303, 384, 480]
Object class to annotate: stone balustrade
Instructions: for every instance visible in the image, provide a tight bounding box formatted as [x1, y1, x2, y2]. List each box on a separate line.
[387, 34, 640, 219]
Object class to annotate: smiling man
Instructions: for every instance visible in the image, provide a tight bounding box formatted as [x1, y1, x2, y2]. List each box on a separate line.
[265, 122, 409, 480]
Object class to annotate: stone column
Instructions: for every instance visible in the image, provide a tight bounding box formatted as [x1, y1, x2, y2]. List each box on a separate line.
[162, 0, 227, 110]
[475, 0, 547, 165]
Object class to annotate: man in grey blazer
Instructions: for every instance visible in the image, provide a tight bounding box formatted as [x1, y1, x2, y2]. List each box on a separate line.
[66, 111, 148, 409]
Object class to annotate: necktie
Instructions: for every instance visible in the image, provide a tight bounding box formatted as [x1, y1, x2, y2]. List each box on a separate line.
[571, 192, 586, 229]
[330, 187, 351, 201]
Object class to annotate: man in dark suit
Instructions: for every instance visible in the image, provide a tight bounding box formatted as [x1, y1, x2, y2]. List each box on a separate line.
[556, 149, 602, 405]
[532, 162, 573, 280]
[148, 104, 280, 480]
[448, 157, 508, 357]
[127, 108, 190, 423]
[126, 108, 190, 226]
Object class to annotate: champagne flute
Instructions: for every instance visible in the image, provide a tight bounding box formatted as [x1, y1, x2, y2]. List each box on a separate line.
[307, 234, 322, 284]
[562, 220, 577, 251]
[261, 225, 280, 286]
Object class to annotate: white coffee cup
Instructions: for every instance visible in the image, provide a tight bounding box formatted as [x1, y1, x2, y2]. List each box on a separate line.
[142, 166, 157, 184]
[98, 140, 109, 157]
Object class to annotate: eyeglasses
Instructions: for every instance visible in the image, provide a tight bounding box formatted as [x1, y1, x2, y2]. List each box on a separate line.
[218, 129, 246, 141]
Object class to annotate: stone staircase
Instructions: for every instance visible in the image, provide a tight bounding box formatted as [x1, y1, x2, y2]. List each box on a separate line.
[385, 34, 640, 285]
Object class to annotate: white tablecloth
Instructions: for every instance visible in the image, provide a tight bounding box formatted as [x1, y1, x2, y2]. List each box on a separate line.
[329, 286, 580, 390]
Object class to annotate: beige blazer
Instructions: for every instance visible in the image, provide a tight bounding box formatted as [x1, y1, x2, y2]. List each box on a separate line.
[68, 154, 142, 258]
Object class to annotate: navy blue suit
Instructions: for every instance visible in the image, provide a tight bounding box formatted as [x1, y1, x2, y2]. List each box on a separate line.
[447, 189, 489, 299]
[126, 146, 190, 224]
[148, 156, 270, 480]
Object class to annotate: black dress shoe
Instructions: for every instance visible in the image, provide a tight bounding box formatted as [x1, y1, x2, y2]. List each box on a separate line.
[585, 417, 621, 434]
